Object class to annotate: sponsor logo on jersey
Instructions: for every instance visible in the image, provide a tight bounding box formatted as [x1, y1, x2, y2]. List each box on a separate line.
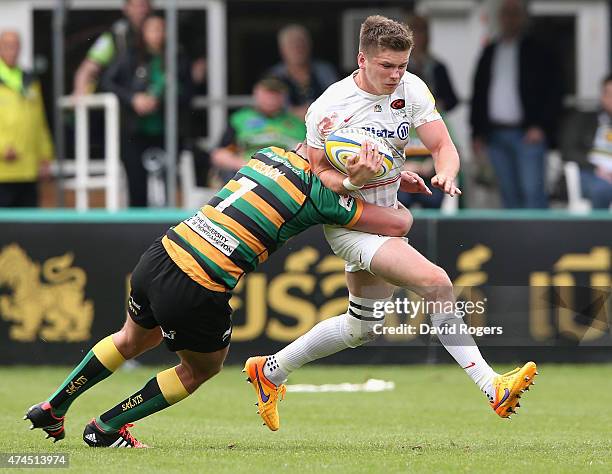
[390, 99, 405, 109]
[338, 195, 355, 212]
[185, 211, 240, 256]
[361, 126, 395, 139]
[250, 159, 285, 181]
[374, 105, 382, 113]
[396, 122, 410, 140]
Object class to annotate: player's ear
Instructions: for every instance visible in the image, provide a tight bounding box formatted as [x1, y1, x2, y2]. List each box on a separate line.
[357, 51, 366, 69]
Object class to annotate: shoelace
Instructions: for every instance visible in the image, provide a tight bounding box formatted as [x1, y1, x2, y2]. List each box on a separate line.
[118, 423, 140, 447]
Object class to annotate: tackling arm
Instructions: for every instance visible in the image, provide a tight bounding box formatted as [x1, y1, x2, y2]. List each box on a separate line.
[351, 201, 413, 237]
[308, 142, 384, 195]
[308, 146, 352, 194]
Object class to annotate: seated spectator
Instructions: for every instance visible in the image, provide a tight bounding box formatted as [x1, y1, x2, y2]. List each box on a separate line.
[0, 30, 53, 207]
[398, 14, 459, 209]
[102, 14, 193, 207]
[268, 24, 338, 119]
[561, 73, 612, 209]
[73, 0, 151, 95]
[211, 77, 306, 184]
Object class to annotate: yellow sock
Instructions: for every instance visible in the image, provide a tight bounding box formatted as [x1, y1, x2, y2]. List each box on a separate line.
[157, 367, 190, 404]
[92, 335, 126, 371]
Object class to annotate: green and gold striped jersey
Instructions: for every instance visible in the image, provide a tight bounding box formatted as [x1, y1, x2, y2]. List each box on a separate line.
[162, 146, 363, 291]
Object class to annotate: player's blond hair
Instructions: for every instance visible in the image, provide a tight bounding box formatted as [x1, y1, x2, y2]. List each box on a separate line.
[359, 15, 413, 55]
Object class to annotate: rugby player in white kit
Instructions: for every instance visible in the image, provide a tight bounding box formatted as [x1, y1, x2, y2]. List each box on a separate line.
[245, 15, 537, 431]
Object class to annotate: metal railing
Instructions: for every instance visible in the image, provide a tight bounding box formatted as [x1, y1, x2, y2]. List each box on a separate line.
[57, 93, 121, 211]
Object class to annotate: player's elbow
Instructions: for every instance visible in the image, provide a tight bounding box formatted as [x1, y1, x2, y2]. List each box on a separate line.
[388, 211, 412, 237]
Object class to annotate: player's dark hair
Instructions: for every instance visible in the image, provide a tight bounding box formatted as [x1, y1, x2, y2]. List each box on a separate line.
[359, 15, 413, 55]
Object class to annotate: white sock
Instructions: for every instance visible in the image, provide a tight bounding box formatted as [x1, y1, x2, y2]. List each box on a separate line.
[430, 312, 497, 400]
[264, 295, 390, 386]
[264, 315, 350, 386]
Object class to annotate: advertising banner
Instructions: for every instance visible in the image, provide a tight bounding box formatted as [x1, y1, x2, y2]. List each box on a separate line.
[0, 214, 609, 365]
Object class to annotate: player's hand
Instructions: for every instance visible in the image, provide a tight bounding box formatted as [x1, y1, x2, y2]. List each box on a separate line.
[399, 171, 432, 195]
[346, 141, 383, 187]
[431, 174, 462, 197]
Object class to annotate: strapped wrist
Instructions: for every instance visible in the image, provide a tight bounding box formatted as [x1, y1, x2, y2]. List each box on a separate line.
[343, 177, 363, 191]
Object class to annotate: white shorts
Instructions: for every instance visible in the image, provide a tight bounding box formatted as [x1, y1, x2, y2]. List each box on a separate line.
[323, 225, 393, 273]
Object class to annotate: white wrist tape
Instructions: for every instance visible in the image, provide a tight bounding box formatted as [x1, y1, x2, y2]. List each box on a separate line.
[343, 177, 363, 191]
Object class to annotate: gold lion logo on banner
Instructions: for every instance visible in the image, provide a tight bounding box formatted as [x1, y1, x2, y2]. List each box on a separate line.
[0, 244, 93, 342]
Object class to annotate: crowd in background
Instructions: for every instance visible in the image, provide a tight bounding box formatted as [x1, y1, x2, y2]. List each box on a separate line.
[0, 0, 610, 210]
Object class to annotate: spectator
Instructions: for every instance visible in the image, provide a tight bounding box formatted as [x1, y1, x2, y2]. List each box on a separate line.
[406, 15, 458, 113]
[191, 56, 207, 94]
[73, 0, 151, 95]
[211, 77, 306, 184]
[268, 24, 338, 119]
[470, 0, 563, 209]
[399, 14, 459, 209]
[102, 14, 193, 207]
[0, 30, 53, 207]
[561, 74, 612, 209]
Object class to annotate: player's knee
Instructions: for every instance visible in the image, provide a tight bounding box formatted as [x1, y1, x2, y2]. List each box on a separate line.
[341, 313, 384, 348]
[112, 331, 139, 359]
[179, 361, 223, 392]
[113, 327, 161, 360]
[138, 329, 163, 353]
[420, 266, 453, 300]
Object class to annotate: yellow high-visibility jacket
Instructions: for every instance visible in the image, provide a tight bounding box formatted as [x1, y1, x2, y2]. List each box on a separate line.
[0, 62, 54, 182]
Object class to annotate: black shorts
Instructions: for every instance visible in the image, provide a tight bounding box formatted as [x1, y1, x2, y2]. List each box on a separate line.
[128, 237, 233, 353]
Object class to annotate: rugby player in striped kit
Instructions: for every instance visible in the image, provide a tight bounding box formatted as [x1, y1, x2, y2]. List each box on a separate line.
[24, 142, 420, 447]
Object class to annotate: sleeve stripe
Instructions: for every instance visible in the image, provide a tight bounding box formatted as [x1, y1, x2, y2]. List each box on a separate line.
[346, 199, 364, 228]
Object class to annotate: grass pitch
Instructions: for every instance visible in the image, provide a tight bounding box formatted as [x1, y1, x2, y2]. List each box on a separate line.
[1, 364, 611, 473]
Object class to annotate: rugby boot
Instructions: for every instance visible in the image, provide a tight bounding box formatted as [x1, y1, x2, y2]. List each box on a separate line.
[83, 419, 148, 448]
[490, 361, 538, 418]
[24, 402, 65, 442]
[243, 356, 287, 431]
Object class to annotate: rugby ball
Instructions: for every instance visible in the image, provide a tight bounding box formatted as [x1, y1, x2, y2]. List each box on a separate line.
[324, 127, 395, 184]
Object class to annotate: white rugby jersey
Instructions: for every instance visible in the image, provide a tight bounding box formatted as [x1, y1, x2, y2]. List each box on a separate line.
[306, 71, 441, 207]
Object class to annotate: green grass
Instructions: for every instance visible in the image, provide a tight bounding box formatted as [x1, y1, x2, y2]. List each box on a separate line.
[1, 364, 611, 473]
